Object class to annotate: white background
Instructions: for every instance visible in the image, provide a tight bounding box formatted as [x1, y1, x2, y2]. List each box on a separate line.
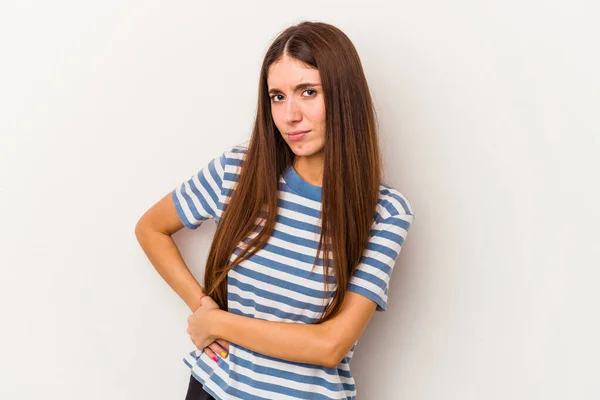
[1, 1, 599, 399]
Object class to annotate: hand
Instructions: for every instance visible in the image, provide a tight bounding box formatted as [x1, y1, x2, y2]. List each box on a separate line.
[203, 338, 230, 362]
[199, 294, 229, 361]
[186, 295, 224, 355]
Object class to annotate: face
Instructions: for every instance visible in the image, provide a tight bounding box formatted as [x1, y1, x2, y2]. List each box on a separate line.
[267, 55, 326, 161]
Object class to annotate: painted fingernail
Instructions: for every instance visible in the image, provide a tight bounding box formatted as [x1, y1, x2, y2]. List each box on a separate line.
[212, 356, 218, 362]
[221, 352, 227, 357]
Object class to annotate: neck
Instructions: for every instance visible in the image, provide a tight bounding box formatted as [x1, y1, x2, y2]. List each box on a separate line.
[293, 153, 324, 187]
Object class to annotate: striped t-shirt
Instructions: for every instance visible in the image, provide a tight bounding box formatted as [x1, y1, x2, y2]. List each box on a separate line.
[172, 144, 414, 400]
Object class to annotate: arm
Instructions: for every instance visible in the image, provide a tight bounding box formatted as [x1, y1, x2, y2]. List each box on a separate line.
[190, 212, 413, 367]
[136, 149, 230, 312]
[207, 291, 377, 368]
[135, 192, 205, 312]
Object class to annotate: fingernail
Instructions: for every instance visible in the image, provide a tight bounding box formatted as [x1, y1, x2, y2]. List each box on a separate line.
[212, 356, 218, 362]
[221, 352, 227, 357]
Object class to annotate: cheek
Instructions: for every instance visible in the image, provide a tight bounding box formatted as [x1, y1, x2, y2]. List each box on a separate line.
[271, 109, 284, 132]
[307, 103, 326, 127]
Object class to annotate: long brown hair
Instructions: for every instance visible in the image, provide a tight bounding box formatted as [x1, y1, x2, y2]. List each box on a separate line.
[203, 21, 382, 322]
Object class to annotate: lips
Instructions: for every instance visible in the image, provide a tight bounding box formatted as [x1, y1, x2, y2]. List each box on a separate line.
[288, 130, 310, 141]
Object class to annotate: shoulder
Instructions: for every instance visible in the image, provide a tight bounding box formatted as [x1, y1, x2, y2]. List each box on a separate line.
[219, 142, 248, 169]
[374, 180, 415, 224]
[213, 143, 249, 194]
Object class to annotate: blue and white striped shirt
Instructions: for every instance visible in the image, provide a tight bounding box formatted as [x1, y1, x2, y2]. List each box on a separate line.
[172, 144, 414, 400]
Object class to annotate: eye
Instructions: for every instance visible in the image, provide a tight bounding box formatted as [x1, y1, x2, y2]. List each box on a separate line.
[269, 89, 318, 103]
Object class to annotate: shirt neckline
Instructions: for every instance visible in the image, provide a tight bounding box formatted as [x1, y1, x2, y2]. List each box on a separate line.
[282, 164, 322, 202]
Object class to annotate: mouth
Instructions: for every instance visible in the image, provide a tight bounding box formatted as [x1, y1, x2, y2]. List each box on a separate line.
[288, 130, 310, 141]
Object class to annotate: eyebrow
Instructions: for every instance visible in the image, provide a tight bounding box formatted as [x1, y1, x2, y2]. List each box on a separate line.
[268, 82, 321, 95]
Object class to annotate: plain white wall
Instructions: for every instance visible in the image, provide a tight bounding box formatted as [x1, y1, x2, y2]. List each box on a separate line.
[1, 1, 599, 399]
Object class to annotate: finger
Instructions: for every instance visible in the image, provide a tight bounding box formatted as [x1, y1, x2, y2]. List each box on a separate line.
[215, 339, 230, 353]
[208, 341, 228, 358]
[203, 347, 218, 362]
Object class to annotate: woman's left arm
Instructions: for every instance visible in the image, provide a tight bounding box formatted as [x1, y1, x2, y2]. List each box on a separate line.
[187, 292, 377, 368]
[188, 213, 414, 367]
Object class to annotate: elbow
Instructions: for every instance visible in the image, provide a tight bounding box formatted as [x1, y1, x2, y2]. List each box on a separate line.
[322, 358, 340, 369]
[317, 324, 346, 368]
[322, 341, 344, 369]
[134, 218, 147, 241]
[134, 217, 155, 243]
[323, 354, 343, 369]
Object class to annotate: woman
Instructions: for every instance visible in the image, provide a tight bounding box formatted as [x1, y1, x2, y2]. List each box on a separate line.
[135, 21, 414, 400]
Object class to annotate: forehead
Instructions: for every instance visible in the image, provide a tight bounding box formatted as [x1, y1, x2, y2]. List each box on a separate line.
[267, 56, 321, 89]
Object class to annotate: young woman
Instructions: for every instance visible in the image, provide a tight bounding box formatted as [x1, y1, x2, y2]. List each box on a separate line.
[135, 21, 414, 400]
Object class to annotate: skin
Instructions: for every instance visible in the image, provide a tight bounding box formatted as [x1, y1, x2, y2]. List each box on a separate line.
[186, 55, 378, 368]
[267, 54, 327, 186]
[136, 54, 378, 368]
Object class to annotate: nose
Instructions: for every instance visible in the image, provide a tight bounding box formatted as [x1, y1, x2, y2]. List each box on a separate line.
[284, 97, 302, 124]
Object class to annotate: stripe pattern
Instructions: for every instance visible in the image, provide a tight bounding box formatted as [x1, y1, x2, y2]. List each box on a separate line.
[172, 145, 414, 400]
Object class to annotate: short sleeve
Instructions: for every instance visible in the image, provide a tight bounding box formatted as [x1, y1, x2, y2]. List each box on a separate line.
[171, 151, 228, 230]
[347, 212, 414, 311]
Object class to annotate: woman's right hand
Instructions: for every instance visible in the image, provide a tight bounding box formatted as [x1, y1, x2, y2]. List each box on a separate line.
[197, 295, 229, 362]
[203, 339, 230, 362]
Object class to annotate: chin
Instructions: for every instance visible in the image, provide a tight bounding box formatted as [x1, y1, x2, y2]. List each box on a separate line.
[281, 132, 325, 157]
[287, 145, 325, 158]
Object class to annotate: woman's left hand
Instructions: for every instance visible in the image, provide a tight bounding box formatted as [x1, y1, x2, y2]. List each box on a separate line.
[186, 295, 221, 350]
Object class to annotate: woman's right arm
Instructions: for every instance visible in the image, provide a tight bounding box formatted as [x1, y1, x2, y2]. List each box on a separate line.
[134, 192, 205, 313]
[135, 192, 230, 360]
